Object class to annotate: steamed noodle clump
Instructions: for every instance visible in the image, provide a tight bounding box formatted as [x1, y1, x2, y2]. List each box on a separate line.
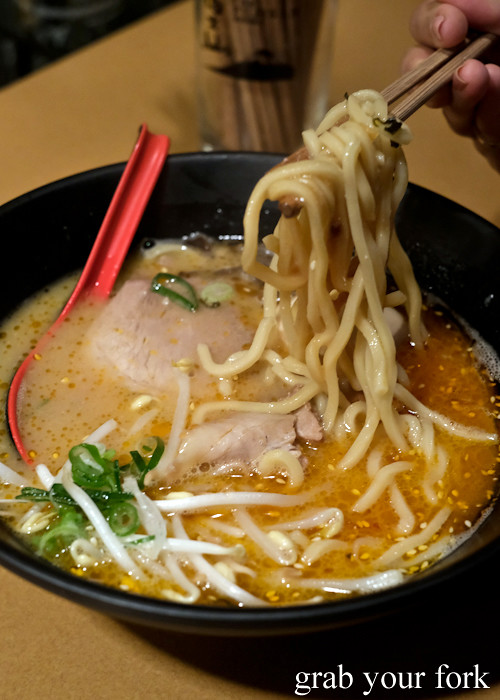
[1, 90, 499, 607]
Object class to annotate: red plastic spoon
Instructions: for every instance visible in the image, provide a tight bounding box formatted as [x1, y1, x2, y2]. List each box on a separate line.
[8, 124, 170, 465]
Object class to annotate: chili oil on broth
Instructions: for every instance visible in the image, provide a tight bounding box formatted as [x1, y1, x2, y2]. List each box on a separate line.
[166, 307, 499, 605]
[0, 240, 498, 606]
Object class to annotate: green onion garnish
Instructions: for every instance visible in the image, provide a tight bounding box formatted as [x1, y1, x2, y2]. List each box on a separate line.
[17, 436, 166, 553]
[150, 272, 198, 312]
[132, 437, 165, 489]
[37, 509, 87, 556]
[69, 443, 118, 491]
[102, 501, 140, 537]
[200, 282, 234, 307]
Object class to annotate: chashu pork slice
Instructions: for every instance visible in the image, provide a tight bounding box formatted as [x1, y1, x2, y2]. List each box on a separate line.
[152, 404, 323, 486]
[87, 278, 253, 395]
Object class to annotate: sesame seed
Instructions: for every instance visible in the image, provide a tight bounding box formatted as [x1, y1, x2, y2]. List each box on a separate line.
[356, 520, 370, 528]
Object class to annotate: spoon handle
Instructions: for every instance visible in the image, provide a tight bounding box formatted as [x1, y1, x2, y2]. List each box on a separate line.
[65, 124, 170, 307]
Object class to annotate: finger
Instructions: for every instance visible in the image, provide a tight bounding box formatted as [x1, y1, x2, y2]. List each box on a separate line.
[436, 0, 500, 34]
[400, 46, 432, 74]
[443, 59, 491, 136]
[410, 0, 468, 49]
[473, 65, 500, 171]
[475, 64, 500, 144]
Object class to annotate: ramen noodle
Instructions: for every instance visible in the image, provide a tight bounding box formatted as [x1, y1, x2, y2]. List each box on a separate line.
[0, 90, 498, 607]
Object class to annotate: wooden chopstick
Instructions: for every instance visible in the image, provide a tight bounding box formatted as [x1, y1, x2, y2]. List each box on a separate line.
[383, 31, 499, 120]
[276, 31, 499, 217]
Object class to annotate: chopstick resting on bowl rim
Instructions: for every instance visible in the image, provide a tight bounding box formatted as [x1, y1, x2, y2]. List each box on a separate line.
[278, 31, 499, 217]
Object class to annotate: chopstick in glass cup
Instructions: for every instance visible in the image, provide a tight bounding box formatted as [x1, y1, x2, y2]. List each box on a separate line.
[277, 31, 499, 217]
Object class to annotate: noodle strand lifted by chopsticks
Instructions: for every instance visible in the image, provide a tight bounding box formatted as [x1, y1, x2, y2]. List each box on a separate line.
[197, 90, 424, 460]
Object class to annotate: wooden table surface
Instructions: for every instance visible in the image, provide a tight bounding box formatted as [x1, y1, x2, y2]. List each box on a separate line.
[0, 2, 498, 698]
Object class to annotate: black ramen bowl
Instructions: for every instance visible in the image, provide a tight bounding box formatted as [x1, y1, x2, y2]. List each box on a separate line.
[0, 152, 499, 636]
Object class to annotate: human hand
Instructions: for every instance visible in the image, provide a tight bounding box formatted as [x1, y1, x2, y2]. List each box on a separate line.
[403, 0, 500, 171]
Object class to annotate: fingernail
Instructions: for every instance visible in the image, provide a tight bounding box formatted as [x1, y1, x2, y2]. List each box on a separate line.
[455, 65, 468, 89]
[433, 15, 445, 42]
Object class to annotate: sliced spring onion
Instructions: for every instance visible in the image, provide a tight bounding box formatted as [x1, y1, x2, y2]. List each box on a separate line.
[103, 502, 140, 537]
[200, 282, 234, 307]
[133, 437, 165, 489]
[150, 273, 198, 312]
[82, 489, 134, 506]
[18, 436, 165, 557]
[37, 508, 87, 556]
[17, 484, 75, 507]
[18, 483, 134, 510]
[17, 486, 53, 503]
[70, 443, 117, 490]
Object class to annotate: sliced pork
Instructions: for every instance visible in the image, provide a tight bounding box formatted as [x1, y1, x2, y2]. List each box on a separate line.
[87, 278, 253, 395]
[294, 402, 324, 442]
[154, 404, 323, 486]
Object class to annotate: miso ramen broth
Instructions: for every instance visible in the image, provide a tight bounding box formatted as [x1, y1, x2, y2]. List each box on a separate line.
[0, 236, 498, 607]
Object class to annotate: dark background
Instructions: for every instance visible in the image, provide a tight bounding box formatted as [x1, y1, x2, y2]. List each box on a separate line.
[0, 0, 176, 87]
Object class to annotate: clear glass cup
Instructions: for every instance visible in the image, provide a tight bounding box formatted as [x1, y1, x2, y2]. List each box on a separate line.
[195, 0, 338, 153]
